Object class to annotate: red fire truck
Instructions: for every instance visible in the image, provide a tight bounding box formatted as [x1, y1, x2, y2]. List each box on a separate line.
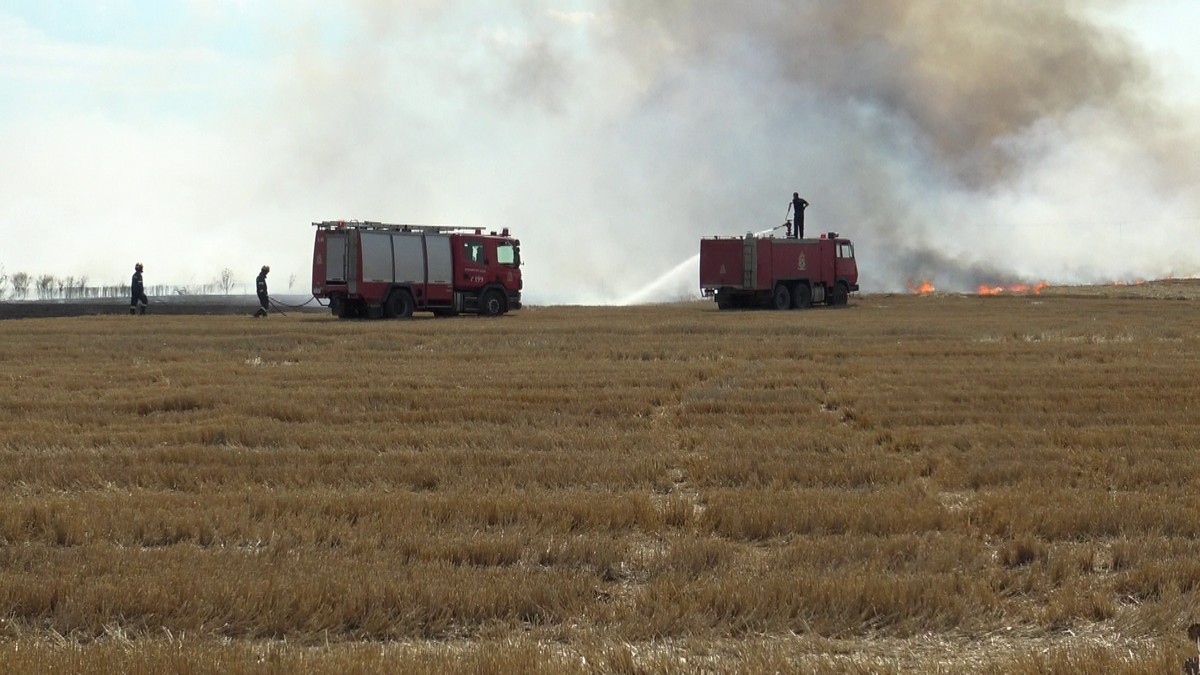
[699, 231, 858, 310]
[312, 221, 522, 318]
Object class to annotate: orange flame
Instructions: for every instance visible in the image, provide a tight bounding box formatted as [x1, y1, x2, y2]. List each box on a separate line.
[976, 281, 1049, 296]
[1111, 278, 1146, 286]
[906, 279, 935, 295]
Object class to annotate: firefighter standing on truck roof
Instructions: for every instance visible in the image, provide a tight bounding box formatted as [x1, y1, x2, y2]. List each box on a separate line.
[787, 193, 809, 239]
[130, 262, 147, 315]
[253, 265, 270, 317]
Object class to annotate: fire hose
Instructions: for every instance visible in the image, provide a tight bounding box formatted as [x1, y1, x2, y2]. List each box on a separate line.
[264, 295, 320, 316]
[266, 295, 318, 309]
[755, 222, 791, 237]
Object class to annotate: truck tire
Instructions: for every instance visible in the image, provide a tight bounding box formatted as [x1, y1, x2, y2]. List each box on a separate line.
[792, 283, 812, 309]
[831, 282, 849, 307]
[479, 289, 506, 317]
[772, 284, 791, 311]
[386, 289, 415, 318]
[331, 295, 357, 319]
[330, 295, 346, 318]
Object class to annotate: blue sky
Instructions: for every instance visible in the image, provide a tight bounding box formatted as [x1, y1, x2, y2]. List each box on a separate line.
[2, 2, 1199, 299]
[3, 1, 315, 119]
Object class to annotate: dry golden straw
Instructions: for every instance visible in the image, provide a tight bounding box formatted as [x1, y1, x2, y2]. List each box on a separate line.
[1, 283, 1199, 672]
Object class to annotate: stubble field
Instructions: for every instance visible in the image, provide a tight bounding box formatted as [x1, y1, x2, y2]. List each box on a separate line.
[2, 283, 1199, 673]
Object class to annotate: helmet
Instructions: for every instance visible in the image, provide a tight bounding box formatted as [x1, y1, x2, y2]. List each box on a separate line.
[135, 263, 143, 272]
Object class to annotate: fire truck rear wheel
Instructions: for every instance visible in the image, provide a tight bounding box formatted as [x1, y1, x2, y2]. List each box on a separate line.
[331, 295, 354, 319]
[792, 283, 812, 309]
[386, 289, 415, 319]
[772, 284, 791, 311]
[480, 289, 506, 317]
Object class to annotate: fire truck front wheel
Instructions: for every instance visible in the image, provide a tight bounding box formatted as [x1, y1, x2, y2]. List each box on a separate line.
[831, 282, 849, 307]
[479, 289, 506, 317]
[385, 289, 416, 319]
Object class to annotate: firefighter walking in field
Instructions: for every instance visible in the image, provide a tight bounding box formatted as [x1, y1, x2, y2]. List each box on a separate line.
[253, 265, 270, 317]
[130, 262, 148, 315]
[787, 193, 809, 238]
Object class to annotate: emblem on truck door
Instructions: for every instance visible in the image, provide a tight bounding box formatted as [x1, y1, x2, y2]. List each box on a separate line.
[797, 252, 807, 271]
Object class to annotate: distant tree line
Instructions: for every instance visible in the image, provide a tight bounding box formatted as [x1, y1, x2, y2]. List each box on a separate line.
[0, 266, 278, 301]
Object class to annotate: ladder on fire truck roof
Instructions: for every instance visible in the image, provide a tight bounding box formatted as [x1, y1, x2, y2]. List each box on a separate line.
[312, 220, 472, 233]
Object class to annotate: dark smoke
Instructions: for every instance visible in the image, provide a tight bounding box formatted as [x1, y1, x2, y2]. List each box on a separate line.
[895, 249, 1011, 292]
[603, 1, 1151, 185]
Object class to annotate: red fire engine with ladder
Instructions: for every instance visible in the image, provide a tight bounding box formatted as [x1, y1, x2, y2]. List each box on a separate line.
[312, 221, 522, 319]
[699, 231, 858, 310]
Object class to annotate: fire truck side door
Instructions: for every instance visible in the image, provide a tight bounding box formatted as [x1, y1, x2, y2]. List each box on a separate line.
[325, 233, 347, 283]
[425, 234, 453, 302]
[459, 238, 487, 288]
[836, 242, 858, 285]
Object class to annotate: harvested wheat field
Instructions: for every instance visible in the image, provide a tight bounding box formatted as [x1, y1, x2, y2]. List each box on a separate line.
[2, 284, 1200, 673]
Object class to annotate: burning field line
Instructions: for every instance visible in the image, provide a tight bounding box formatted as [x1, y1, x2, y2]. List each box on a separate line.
[1, 290, 1200, 672]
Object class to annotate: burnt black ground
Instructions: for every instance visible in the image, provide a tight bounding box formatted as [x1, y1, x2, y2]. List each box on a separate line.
[0, 296, 328, 320]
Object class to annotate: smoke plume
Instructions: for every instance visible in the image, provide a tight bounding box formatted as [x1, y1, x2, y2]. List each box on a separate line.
[318, 0, 1200, 298]
[583, 1, 1200, 294]
[2, 2, 1197, 299]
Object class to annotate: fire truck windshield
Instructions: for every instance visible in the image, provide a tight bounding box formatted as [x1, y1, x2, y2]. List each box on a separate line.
[497, 242, 519, 267]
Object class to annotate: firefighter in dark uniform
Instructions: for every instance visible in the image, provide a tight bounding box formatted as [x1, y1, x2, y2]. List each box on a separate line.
[253, 265, 270, 317]
[130, 262, 148, 315]
[787, 193, 809, 238]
